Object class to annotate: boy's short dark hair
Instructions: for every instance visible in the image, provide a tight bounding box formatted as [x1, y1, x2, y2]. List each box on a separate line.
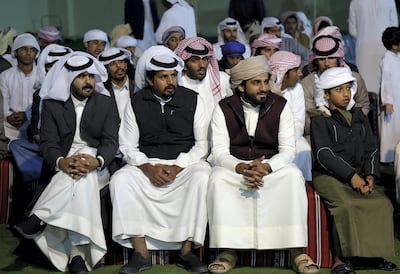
[382, 26, 400, 50]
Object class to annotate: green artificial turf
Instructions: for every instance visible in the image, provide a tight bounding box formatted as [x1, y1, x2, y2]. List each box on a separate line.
[1, 223, 399, 274]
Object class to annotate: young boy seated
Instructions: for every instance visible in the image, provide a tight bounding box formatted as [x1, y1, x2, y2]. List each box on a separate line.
[309, 67, 398, 274]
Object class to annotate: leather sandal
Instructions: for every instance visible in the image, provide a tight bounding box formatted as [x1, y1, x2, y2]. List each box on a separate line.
[208, 251, 238, 274]
[293, 254, 320, 274]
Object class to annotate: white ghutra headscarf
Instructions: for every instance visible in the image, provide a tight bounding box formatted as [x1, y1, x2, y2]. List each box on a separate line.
[39, 51, 109, 101]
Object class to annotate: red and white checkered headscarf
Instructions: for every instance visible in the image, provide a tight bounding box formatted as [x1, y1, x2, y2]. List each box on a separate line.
[251, 33, 281, 55]
[268, 50, 301, 89]
[175, 37, 222, 99]
[309, 26, 345, 71]
[314, 25, 343, 42]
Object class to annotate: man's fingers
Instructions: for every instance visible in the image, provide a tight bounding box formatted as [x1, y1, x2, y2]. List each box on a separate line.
[243, 169, 266, 178]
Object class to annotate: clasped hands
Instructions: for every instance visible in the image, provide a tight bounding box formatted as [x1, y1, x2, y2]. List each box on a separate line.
[59, 154, 100, 180]
[235, 156, 271, 190]
[350, 173, 374, 195]
[6, 111, 26, 128]
[139, 163, 183, 187]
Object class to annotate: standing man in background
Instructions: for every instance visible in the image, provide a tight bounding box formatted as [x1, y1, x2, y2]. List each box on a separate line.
[155, 0, 197, 45]
[348, 0, 398, 94]
[124, 0, 159, 50]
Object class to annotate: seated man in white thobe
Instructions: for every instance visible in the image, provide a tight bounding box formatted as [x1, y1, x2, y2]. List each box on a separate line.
[9, 44, 72, 185]
[207, 56, 319, 274]
[98, 47, 136, 173]
[109, 51, 210, 274]
[98, 47, 134, 119]
[0, 33, 40, 142]
[300, 26, 370, 141]
[268, 50, 312, 181]
[174, 37, 233, 121]
[13, 51, 120, 274]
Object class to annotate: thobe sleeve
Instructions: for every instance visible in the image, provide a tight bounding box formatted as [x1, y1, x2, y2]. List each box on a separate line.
[380, 55, 394, 105]
[174, 97, 209, 167]
[211, 104, 243, 171]
[0, 71, 11, 117]
[119, 102, 150, 166]
[219, 71, 233, 99]
[264, 104, 296, 171]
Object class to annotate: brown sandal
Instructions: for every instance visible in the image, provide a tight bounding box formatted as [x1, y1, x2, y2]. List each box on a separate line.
[293, 254, 320, 274]
[208, 251, 237, 274]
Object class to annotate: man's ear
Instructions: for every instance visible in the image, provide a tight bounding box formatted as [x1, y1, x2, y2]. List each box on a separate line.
[323, 90, 330, 100]
[238, 84, 245, 93]
[145, 75, 153, 87]
[83, 42, 89, 50]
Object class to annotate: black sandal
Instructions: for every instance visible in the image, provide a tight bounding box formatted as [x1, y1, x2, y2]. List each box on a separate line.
[177, 251, 208, 274]
[331, 263, 355, 274]
[377, 259, 399, 272]
[119, 252, 152, 274]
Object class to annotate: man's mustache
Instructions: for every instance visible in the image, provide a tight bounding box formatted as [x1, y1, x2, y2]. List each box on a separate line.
[82, 84, 94, 90]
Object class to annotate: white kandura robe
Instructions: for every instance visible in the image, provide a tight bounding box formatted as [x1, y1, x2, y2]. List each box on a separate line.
[281, 82, 312, 181]
[111, 79, 131, 118]
[31, 146, 109, 272]
[110, 99, 211, 250]
[379, 50, 400, 163]
[208, 103, 308, 249]
[348, 0, 398, 93]
[0, 65, 37, 140]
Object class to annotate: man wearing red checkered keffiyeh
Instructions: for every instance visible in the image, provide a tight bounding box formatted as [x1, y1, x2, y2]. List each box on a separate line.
[300, 26, 370, 139]
[269, 50, 312, 182]
[175, 37, 233, 120]
[251, 33, 281, 59]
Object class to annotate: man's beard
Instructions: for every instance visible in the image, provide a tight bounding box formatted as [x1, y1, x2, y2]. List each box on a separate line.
[155, 84, 177, 100]
[242, 91, 267, 106]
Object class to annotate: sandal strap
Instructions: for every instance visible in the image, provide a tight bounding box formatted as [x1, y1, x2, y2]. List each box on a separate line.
[331, 263, 354, 274]
[215, 251, 237, 266]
